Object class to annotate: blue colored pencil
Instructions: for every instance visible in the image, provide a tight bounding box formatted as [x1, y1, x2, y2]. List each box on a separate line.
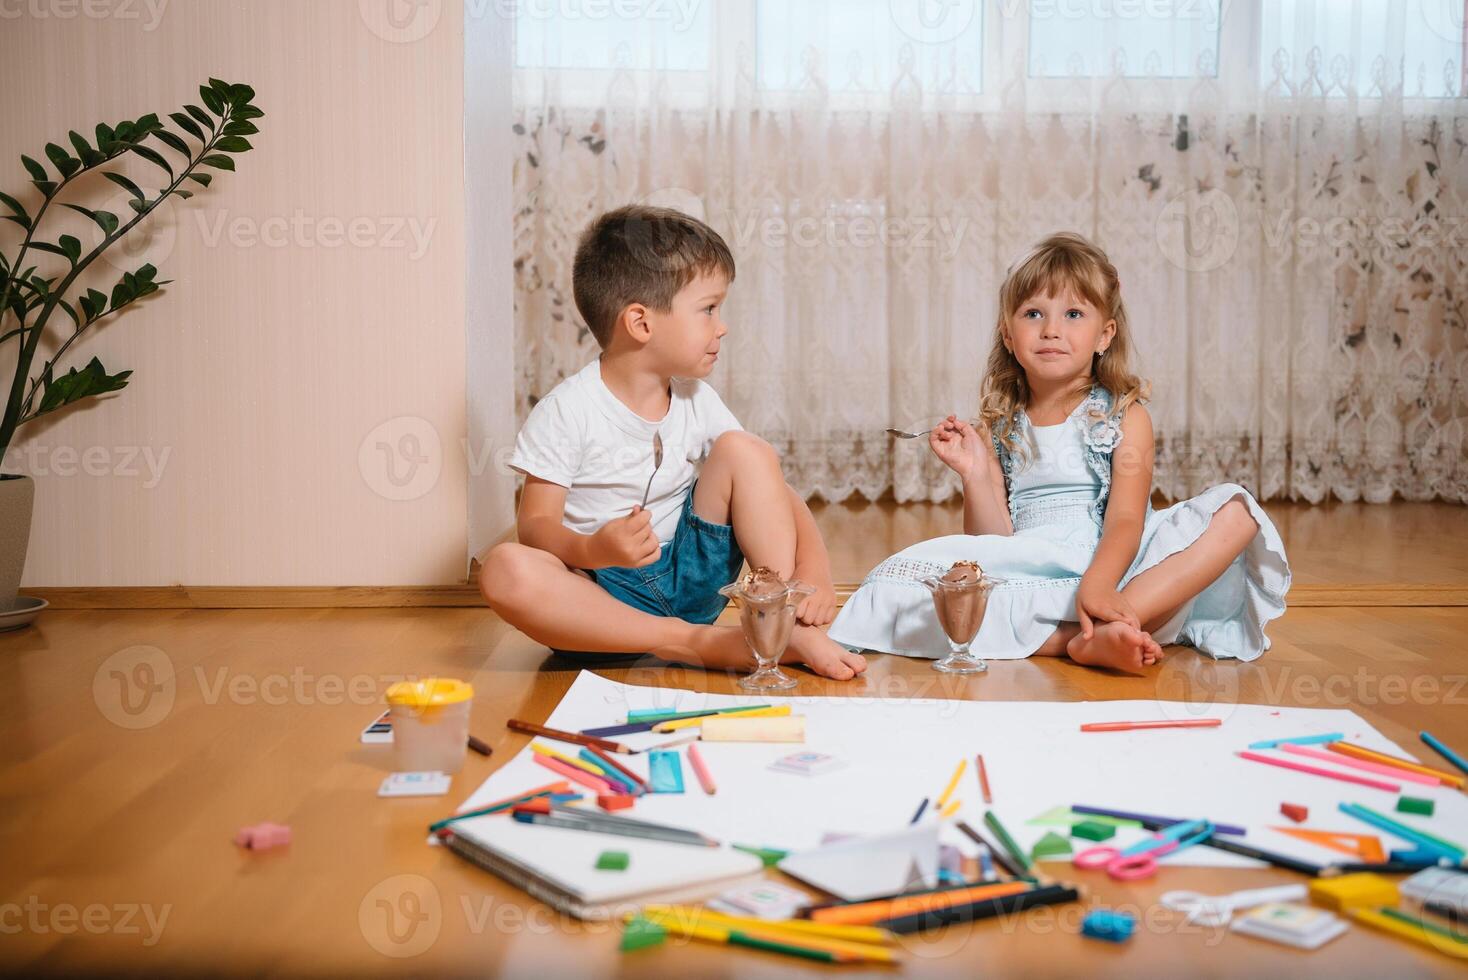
[1248, 732, 1345, 750]
[910, 797, 930, 824]
[1421, 730, 1468, 776]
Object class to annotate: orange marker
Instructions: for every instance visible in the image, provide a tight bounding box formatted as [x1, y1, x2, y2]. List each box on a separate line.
[1080, 718, 1222, 732]
[687, 743, 717, 795]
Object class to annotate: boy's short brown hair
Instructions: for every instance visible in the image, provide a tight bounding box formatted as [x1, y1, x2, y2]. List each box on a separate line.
[572, 205, 736, 348]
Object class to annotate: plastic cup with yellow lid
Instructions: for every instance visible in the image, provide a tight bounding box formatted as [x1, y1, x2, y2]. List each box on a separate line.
[385, 678, 474, 774]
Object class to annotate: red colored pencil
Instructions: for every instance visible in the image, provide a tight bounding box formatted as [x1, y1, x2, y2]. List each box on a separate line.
[1080, 719, 1222, 732]
[976, 754, 993, 804]
[687, 743, 717, 795]
[1236, 750, 1400, 792]
[508, 718, 631, 754]
[533, 753, 616, 794]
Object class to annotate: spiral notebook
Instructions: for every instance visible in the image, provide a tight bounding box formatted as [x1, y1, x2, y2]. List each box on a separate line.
[440, 815, 764, 920]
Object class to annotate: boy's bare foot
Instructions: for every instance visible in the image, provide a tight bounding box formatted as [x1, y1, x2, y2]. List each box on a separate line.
[786, 625, 868, 681]
[1066, 621, 1162, 674]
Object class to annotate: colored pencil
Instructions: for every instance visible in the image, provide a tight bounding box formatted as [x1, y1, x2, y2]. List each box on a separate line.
[936, 760, 966, 810]
[585, 745, 650, 794]
[507, 718, 631, 754]
[939, 799, 961, 820]
[629, 704, 772, 724]
[530, 742, 609, 777]
[877, 884, 1081, 935]
[1349, 907, 1468, 959]
[512, 807, 717, 847]
[1280, 743, 1441, 786]
[1127, 814, 1323, 875]
[427, 781, 572, 832]
[652, 704, 791, 733]
[637, 733, 699, 753]
[579, 721, 657, 738]
[1379, 907, 1468, 945]
[1072, 805, 1246, 837]
[1339, 802, 1466, 857]
[466, 734, 493, 756]
[1421, 730, 1468, 776]
[532, 753, 616, 794]
[1237, 750, 1401, 791]
[1080, 718, 1222, 732]
[976, 754, 993, 804]
[1247, 732, 1346, 750]
[644, 912, 897, 964]
[809, 880, 1031, 925]
[639, 906, 897, 945]
[1323, 859, 1466, 875]
[983, 810, 1034, 873]
[1327, 742, 1465, 787]
[687, 743, 717, 795]
[909, 797, 929, 824]
[956, 820, 1027, 879]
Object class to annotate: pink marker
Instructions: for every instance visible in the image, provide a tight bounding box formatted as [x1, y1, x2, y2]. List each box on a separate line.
[1279, 743, 1439, 786]
[1236, 750, 1400, 792]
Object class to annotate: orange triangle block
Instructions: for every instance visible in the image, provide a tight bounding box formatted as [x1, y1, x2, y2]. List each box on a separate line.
[1271, 826, 1386, 862]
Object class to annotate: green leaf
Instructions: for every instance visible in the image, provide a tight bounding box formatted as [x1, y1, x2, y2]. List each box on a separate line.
[136, 113, 162, 133]
[58, 235, 82, 264]
[95, 122, 116, 151]
[0, 191, 29, 223]
[185, 104, 213, 129]
[31, 179, 58, 198]
[153, 130, 191, 155]
[103, 171, 146, 202]
[1, 216, 30, 231]
[45, 142, 80, 178]
[27, 241, 69, 258]
[208, 77, 231, 94]
[113, 120, 137, 142]
[188, 172, 212, 187]
[57, 299, 79, 327]
[35, 356, 132, 419]
[21, 155, 47, 182]
[62, 203, 119, 237]
[127, 199, 146, 214]
[228, 83, 256, 103]
[169, 112, 204, 141]
[68, 130, 102, 167]
[222, 120, 259, 137]
[232, 105, 265, 121]
[199, 154, 235, 172]
[174, 189, 193, 200]
[214, 136, 252, 153]
[199, 85, 225, 115]
[110, 279, 135, 308]
[129, 144, 173, 178]
[78, 291, 100, 320]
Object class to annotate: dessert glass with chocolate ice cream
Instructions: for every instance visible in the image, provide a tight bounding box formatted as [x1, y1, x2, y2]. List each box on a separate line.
[920, 561, 1004, 674]
[718, 567, 815, 691]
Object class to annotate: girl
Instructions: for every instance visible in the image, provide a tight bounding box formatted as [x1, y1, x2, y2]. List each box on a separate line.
[829, 233, 1291, 672]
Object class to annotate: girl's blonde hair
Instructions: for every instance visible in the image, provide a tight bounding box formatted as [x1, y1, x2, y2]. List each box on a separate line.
[978, 232, 1150, 467]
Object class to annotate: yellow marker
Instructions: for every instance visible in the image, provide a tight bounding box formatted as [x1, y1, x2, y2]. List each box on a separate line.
[653, 704, 791, 733]
[639, 906, 896, 946]
[1350, 908, 1468, 960]
[529, 742, 606, 777]
[939, 798, 962, 820]
[936, 759, 967, 810]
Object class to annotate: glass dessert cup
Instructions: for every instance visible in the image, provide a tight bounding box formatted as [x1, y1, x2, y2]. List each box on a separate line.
[921, 565, 1004, 674]
[719, 569, 814, 692]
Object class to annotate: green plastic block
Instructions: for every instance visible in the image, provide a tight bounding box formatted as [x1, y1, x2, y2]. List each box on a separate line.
[1397, 796, 1435, 816]
[596, 850, 630, 871]
[620, 916, 667, 952]
[1031, 831, 1073, 860]
[1071, 821, 1116, 842]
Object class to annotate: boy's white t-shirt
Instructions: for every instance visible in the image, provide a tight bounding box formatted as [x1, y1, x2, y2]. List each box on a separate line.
[509, 359, 744, 545]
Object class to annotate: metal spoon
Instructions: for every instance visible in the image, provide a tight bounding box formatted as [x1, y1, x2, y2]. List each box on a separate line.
[639, 432, 663, 508]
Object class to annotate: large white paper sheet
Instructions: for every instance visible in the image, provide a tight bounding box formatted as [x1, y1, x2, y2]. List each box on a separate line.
[457, 672, 1467, 869]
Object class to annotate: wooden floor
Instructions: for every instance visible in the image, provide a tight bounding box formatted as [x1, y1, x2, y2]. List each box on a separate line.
[3, 500, 1467, 976]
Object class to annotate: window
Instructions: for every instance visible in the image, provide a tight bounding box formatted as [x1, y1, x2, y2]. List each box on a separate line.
[1025, 0, 1222, 78]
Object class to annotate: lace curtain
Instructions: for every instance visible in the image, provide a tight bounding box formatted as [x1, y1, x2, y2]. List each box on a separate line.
[511, 1, 1468, 505]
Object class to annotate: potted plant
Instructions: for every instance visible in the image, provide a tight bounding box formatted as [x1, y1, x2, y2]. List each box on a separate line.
[0, 78, 260, 623]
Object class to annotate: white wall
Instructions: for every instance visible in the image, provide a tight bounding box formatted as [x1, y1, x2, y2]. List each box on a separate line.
[0, 0, 512, 586]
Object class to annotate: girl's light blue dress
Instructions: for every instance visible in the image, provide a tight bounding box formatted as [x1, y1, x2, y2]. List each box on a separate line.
[829, 386, 1292, 662]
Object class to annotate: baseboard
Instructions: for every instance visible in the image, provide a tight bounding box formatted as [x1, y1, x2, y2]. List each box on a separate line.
[24, 582, 1468, 609]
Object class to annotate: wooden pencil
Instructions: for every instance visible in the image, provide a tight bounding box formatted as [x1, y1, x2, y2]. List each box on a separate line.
[976, 754, 993, 804]
[507, 718, 631, 754]
[585, 745, 650, 793]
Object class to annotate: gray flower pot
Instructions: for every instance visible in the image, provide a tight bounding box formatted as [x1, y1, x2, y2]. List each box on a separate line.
[0, 475, 34, 608]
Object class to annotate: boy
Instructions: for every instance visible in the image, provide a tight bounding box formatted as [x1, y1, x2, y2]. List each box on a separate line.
[480, 206, 867, 680]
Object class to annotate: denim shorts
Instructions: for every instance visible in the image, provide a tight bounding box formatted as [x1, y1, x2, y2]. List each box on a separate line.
[552, 484, 745, 656]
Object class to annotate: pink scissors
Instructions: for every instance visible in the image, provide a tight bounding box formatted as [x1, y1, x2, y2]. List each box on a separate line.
[1073, 819, 1214, 880]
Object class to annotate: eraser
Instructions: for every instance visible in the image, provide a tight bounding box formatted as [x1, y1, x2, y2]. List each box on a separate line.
[598, 793, 635, 811]
[596, 850, 630, 871]
[1072, 821, 1116, 842]
[1082, 910, 1135, 943]
[1396, 796, 1435, 816]
[1280, 802, 1308, 822]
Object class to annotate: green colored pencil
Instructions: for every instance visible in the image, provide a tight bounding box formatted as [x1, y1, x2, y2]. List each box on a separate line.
[984, 810, 1034, 872]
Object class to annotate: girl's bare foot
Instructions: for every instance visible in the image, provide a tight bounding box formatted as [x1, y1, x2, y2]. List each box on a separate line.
[1066, 621, 1162, 674]
[786, 625, 868, 680]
